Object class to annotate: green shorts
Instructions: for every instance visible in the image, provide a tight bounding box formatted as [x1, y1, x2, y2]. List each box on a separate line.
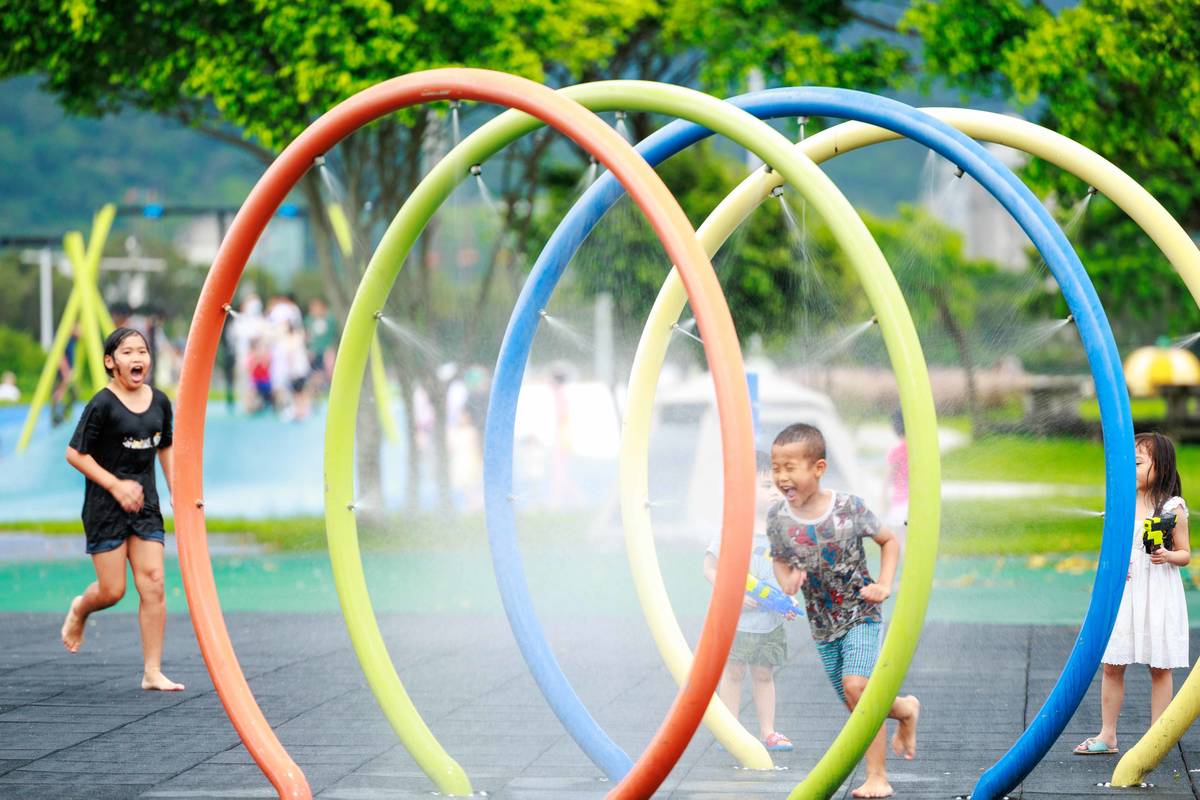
[729, 624, 788, 667]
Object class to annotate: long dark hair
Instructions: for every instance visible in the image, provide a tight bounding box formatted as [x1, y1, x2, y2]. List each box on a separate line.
[1136, 432, 1182, 515]
[102, 327, 149, 377]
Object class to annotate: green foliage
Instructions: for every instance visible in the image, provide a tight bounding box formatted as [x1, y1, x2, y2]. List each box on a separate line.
[663, 0, 909, 93]
[901, 0, 1048, 97]
[0, 0, 649, 150]
[0, 324, 45, 396]
[551, 142, 999, 362]
[905, 0, 1200, 342]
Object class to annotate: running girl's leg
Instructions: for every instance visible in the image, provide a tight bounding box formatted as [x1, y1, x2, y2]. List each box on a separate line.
[128, 535, 184, 691]
[61, 542, 128, 652]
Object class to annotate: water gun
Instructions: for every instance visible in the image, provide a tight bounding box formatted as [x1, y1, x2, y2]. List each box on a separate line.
[745, 575, 803, 617]
[1143, 512, 1178, 554]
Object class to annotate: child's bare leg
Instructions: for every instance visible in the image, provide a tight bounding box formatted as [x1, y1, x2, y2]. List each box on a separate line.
[1097, 662, 1125, 747]
[62, 544, 128, 652]
[1149, 666, 1173, 725]
[750, 664, 776, 739]
[128, 537, 183, 691]
[844, 675, 893, 799]
[888, 693, 920, 759]
[718, 661, 746, 720]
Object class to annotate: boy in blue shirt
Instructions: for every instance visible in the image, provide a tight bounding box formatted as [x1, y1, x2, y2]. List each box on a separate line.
[769, 423, 919, 799]
[704, 451, 797, 752]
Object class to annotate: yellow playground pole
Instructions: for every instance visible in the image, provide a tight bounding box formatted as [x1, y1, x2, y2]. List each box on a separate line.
[15, 204, 116, 453]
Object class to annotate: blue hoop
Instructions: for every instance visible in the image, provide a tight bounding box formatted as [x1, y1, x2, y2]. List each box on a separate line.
[483, 88, 1134, 796]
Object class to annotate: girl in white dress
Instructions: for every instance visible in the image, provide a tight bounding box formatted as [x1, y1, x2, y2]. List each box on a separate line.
[1076, 432, 1190, 755]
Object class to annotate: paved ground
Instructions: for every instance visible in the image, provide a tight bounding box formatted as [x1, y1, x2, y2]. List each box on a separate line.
[3, 611, 1200, 799]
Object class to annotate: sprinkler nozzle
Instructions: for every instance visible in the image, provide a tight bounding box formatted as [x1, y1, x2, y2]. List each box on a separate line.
[347, 502, 356, 511]
[221, 303, 233, 314]
[539, 308, 548, 318]
[450, 99, 460, 110]
[798, 116, 810, 126]
[763, 164, 774, 174]
[769, 186, 785, 198]
[614, 111, 627, 121]
[1066, 314, 1075, 325]
[314, 155, 326, 168]
[469, 164, 482, 176]
[195, 499, 205, 509]
[954, 166, 965, 179]
[373, 310, 383, 320]
[869, 315, 878, 325]
[1086, 186, 1098, 196]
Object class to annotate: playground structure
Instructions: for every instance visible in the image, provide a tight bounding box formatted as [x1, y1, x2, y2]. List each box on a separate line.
[165, 68, 1200, 800]
[15, 204, 117, 454]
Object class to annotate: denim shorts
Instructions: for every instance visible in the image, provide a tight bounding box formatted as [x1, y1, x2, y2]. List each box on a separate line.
[86, 529, 165, 555]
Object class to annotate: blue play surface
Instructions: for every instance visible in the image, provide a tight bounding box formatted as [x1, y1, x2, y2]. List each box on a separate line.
[0, 402, 418, 521]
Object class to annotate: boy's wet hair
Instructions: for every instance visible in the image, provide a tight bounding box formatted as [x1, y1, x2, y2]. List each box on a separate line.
[1135, 431, 1182, 515]
[773, 423, 826, 461]
[102, 327, 149, 377]
[756, 450, 771, 474]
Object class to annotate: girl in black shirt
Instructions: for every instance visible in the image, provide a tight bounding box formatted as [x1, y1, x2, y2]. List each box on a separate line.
[61, 327, 184, 692]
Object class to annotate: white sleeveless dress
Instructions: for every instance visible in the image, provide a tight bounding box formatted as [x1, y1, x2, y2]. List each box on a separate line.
[1102, 496, 1190, 669]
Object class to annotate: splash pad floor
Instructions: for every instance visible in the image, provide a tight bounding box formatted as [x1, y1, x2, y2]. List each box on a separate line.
[2, 612, 1199, 799]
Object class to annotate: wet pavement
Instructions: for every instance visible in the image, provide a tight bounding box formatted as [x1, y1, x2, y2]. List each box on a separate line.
[3, 611, 1200, 798]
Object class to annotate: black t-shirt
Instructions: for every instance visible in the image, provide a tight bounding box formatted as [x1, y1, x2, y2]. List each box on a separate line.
[68, 387, 173, 537]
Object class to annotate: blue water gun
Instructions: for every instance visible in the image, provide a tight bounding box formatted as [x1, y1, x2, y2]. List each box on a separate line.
[746, 575, 803, 617]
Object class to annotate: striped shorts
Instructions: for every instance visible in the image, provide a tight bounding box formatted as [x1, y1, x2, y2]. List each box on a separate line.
[814, 620, 882, 705]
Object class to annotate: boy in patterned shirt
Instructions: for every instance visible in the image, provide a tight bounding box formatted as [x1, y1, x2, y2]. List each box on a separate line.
[768, 423, 919, 799]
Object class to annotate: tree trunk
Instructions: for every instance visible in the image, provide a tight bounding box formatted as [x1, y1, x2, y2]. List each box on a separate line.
[393, 355, 421, 511]
[935, 290, 981, 433]
[355, 361, 386, 519]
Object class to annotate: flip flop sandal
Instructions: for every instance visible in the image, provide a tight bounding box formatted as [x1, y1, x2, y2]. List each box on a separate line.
[1073, 737, 1118, 755]
[763, 731, 794, 752]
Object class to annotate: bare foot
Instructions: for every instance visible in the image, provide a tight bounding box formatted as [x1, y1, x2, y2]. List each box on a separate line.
[891, 694, 920, 760]
[141, 671, 185, 692]
[61, 596, 86, 653]
[851, 775, 894, 798]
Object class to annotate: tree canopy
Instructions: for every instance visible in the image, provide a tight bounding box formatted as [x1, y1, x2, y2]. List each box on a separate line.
[904, 0, 1200, 339]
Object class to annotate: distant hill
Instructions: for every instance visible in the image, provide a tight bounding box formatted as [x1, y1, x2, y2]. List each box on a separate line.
[0, 76, 263, 237]
[1, 74, 1010, 239]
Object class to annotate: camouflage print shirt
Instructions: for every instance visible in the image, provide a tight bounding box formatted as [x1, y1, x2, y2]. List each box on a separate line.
[767, 493, 882, 642]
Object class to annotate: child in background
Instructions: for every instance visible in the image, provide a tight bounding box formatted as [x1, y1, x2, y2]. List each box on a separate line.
[1075, 432, 1190, 755]
[703, 451, 798, 752]
[768, 423, 919, 799]
[248, 339, 273, 412]
[880, 409, 909, 555]
[61, 327, 183, 692]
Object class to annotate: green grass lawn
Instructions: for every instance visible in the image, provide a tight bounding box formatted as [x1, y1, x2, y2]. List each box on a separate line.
[939, 497, 1103, 557]
[2, 510, 576, 552]
[9, 433, 1200, 558]
[943, 432, 1200, 486]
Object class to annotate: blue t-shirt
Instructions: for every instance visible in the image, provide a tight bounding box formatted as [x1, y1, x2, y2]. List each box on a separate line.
[707, 531, 787, 634]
